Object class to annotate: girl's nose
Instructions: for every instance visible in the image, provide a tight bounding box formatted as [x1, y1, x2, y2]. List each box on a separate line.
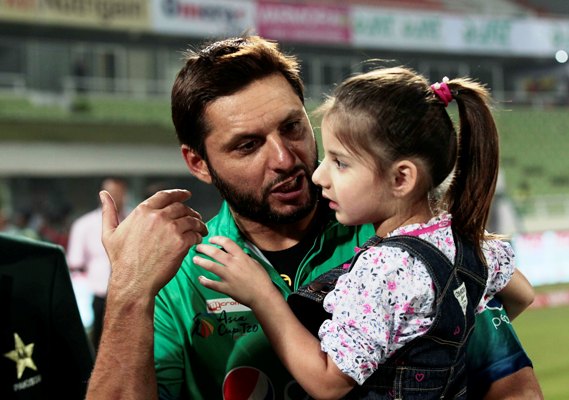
[312, 161, 326, 187]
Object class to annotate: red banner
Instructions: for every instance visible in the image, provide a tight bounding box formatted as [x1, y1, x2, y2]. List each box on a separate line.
[257, 1, 350, 44]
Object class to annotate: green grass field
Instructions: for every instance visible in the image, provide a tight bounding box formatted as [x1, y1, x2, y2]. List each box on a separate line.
[514, 304, 569, 399]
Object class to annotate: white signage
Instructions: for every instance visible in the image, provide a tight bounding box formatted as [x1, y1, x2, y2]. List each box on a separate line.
[352, 6, 569, 57]
[152, 0, 255, 37]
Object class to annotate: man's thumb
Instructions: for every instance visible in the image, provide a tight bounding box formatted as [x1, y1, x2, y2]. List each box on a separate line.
[100, 190, 119, 234]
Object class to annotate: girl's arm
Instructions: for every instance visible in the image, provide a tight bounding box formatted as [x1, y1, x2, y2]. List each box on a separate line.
[194, 236, 356, 400]
[495, 269, 534, 320]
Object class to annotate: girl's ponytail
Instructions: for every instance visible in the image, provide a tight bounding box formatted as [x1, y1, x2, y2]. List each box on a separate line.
[444, 79, 500, 255]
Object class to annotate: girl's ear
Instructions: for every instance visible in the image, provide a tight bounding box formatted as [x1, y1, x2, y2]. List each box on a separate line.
[391, 160, 419, 198]
[181, 145, 212, 184]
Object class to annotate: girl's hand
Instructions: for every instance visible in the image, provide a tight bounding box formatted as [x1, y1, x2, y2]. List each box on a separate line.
[193, 236, 277, 308]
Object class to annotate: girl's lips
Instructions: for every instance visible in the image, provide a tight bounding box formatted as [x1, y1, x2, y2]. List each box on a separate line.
[321, 193, 338, 210]
[326, 199, 339, 211]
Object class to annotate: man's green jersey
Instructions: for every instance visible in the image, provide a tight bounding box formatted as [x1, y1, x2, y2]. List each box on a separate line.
[154, 201, 532, 399]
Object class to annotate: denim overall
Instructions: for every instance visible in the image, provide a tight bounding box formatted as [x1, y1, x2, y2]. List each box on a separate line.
[289, 233, 488, 399]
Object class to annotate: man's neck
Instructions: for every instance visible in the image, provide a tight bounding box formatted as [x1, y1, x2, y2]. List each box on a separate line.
[231, 206, 319, 252]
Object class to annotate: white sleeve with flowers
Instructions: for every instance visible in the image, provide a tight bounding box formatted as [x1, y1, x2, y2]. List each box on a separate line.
[477, 239, 516, 312]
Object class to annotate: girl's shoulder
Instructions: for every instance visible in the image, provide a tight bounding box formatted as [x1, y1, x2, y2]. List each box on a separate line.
[482, 238, 515, 261]
[358, 242, 429, 277]
[482, 238, 515, 276]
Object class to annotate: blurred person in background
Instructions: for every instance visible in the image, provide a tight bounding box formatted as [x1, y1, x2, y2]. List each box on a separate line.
[86, 36, 543, 399]
[66, 177, 129, 352]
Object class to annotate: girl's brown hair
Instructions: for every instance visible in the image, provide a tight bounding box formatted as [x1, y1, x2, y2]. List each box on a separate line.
[320, 66, 499, 255]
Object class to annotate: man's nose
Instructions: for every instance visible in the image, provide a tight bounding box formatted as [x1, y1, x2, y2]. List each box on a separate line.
[267, 136, 296, 170]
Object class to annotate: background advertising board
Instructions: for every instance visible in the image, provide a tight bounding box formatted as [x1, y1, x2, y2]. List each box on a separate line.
[513, 231, 569, 286]
[352, 6, 569, 57]
[0, 0, 151, 30]
[40, 0, 150, 30]
[352, 7, 444, 51]
[152, 0, 255, 38]
[257, 1, 350, 44]
[0, 0, 150, 30]
[0, 0, 39, 22]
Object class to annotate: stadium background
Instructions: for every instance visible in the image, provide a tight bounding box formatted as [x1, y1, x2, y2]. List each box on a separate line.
[0, 0, 568, 398]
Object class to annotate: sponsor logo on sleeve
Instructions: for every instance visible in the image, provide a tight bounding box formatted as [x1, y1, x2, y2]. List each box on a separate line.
[206, 298, 251, 314]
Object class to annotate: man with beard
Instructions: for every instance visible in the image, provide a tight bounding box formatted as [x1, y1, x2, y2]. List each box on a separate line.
[86, 36, 542, 399]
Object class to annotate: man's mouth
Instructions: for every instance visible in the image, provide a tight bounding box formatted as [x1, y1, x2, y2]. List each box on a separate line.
[271, 173, 304, 194]
[268, 172, 308, 203]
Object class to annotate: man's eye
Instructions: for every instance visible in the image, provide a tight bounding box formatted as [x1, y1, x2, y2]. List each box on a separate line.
[235, 141, 258, 153]
[283, 120, 302, 136]
[286, 121, 300, 130]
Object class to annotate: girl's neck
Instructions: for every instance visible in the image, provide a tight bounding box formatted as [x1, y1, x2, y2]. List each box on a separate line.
[374, 201, 434, 238]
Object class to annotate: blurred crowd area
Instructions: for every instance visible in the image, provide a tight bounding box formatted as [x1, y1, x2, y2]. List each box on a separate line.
[0, 205, 68, 248]
[0, 176, 222, 251]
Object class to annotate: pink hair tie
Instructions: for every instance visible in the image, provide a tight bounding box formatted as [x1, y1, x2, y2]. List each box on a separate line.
[431, 76, 453, 107]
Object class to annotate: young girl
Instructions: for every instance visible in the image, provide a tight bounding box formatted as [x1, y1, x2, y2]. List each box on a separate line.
[193, 67, 534, 399]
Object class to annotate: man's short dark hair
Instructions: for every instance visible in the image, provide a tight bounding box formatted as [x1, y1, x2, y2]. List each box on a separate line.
[171, 35, 304, 157]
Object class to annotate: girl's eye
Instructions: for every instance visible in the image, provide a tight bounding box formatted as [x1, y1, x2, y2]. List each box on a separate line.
[334, 158, 347, 169]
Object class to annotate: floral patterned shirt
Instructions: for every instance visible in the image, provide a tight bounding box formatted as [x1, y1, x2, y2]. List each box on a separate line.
[319, 212, 515, 385]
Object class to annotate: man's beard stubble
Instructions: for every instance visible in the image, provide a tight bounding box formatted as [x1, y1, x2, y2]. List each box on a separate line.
[208, 161, 319, 225]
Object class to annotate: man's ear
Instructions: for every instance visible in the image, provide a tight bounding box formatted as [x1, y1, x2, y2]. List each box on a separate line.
[391, 160, 419, 198]
[181, 145, 212, 184]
